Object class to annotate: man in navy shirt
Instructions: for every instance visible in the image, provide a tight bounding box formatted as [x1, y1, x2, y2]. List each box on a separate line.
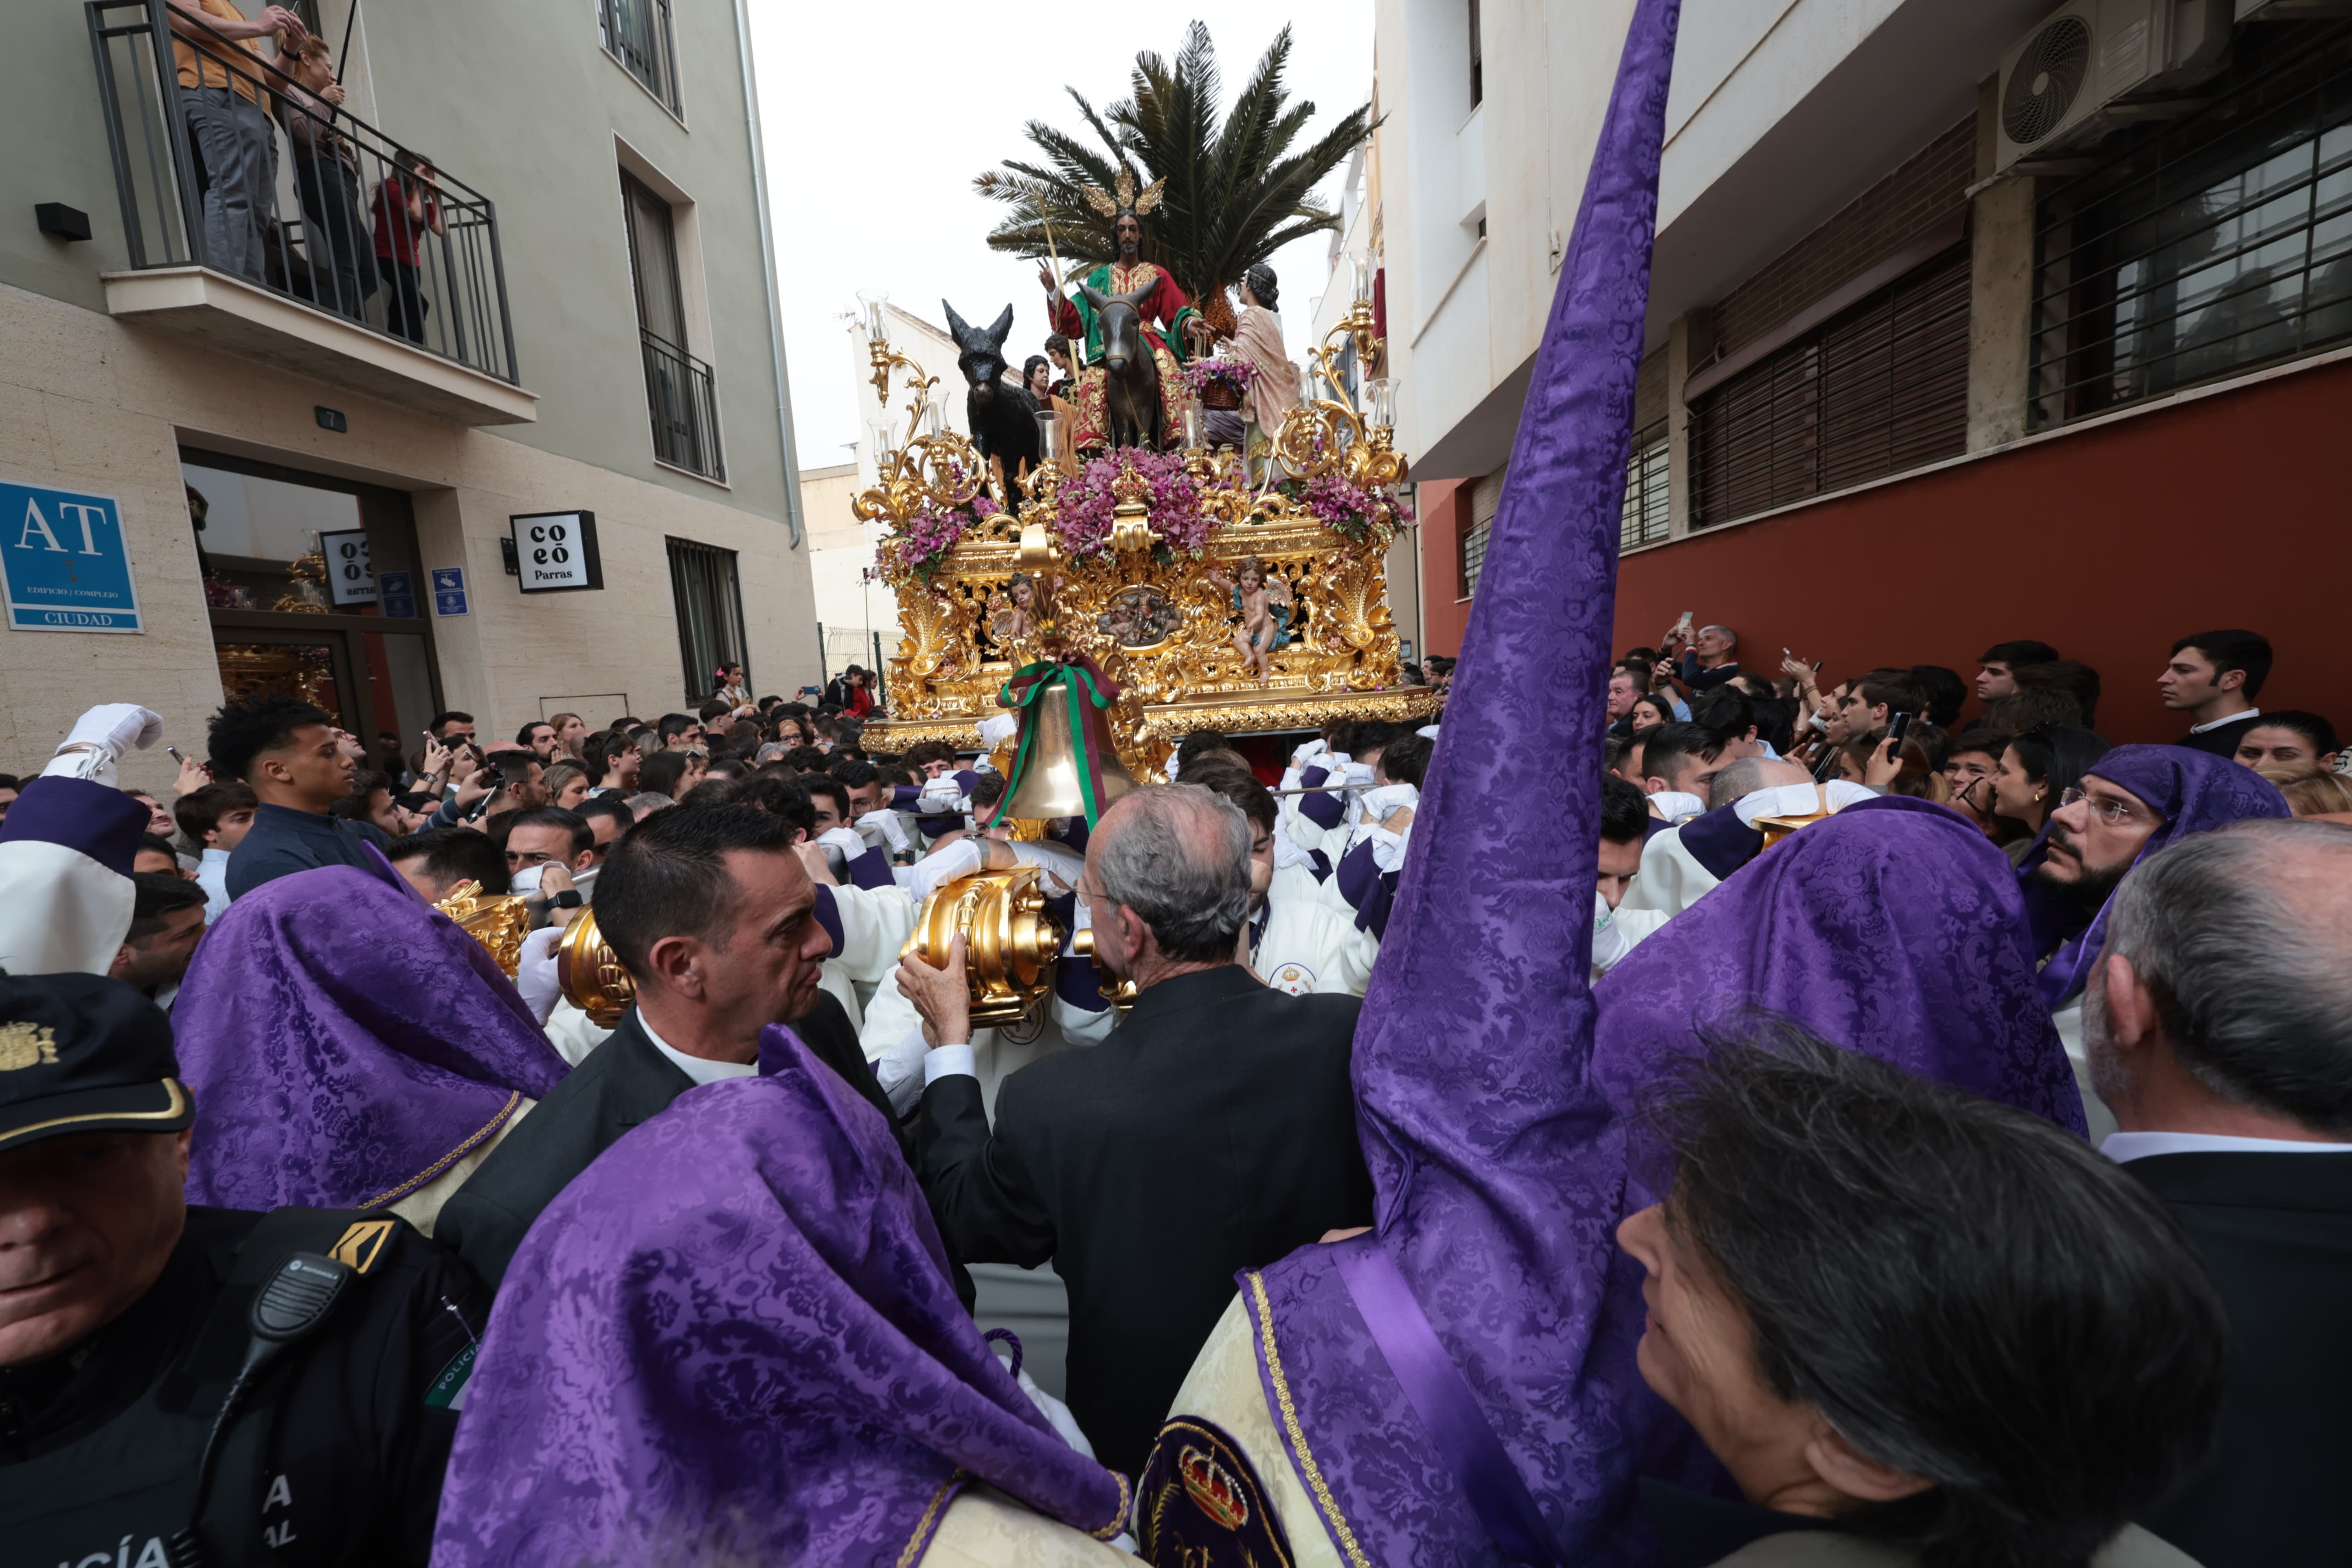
[211, 694, 389, 899]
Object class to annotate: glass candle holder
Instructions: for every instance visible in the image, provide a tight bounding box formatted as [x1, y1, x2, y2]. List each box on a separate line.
[856, 289, 890, 344]
[1179, 396, 1208, 451]
[1363, 376, 1399, 431]
[1350, 252, 1374, 305]
[1034, 409, 1065, 464]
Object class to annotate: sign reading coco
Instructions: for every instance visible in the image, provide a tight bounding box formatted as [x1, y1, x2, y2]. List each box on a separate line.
[0, 481, 142, 633]
[508, 511, 603, 594]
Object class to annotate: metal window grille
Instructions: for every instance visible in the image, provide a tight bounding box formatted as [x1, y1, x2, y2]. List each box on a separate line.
[641, 329, 725, 480]
[85, 0, 519, 384]
[1690, 244, 1970, 529]
[1459, 520, 1491, 597]
[666, 537, 747, 705]
[597, 0, 682, 116]
[2030, 24, 2352, 429]
[1620, 420, 1670, 549]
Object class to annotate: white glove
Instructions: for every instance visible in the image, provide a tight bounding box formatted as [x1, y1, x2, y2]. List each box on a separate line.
[1357, 782, 1419, 825]
[1730, 779, 1878, 828]
[901, 836, 982, 904]
[816, 826, 867, 863]
[1416, 724, 1442, 740]
[976, 713, 1019, 748]
[1363, 822, 1412, 874]
[1648, 790, 1706, 825]
[514, 925, 565, 1025]
[1591, 891, 1635, 973]
[1006, 837, 1085, 896]
[45, 704, 166, 785]
[1339, 761, 1377, 790]
[917, 776, 965, 814]
[1272, 824, 1313, 871]
[855, 809, 910, 855]
[1290, 739, 1330, 768]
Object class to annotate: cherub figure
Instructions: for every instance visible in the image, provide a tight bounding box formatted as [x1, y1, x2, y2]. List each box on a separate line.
[1204, 556, 1292, 687]
[989, 572, 1037, 645]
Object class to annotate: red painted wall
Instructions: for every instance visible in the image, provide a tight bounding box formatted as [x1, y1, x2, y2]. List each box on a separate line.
[1609, 359, 2352, 743]
[1416, 477, 1473, 659]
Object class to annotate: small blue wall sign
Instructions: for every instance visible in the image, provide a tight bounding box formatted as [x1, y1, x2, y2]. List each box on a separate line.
[431, 566, 469, 617]
[0, 481, 142, 633]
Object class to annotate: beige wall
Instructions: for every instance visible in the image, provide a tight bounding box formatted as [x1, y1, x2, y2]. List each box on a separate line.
[0, 283, 816, 793]
[800, 460, 900, 663]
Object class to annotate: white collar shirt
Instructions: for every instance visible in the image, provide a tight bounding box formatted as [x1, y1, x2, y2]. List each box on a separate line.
[637, 1012, 758, 1087]
[2103, 1129, 2352, 1162]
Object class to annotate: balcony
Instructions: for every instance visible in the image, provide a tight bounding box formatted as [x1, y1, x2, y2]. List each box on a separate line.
[641, 328, 724, 481]
[85, 0, 536, 426]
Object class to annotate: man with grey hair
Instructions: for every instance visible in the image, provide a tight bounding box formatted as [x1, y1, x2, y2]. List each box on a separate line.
[899, 783, 1372, 1476]
[1659, 618, 1742, 691]
[2084, 817, 2352, 1565]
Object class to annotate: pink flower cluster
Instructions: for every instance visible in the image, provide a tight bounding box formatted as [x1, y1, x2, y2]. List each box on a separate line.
[1178, 358, 1257, 396]
[1054, 449, 1211, 558]
[893, 505, 967, 576]
[1299, 472, 1384, 541]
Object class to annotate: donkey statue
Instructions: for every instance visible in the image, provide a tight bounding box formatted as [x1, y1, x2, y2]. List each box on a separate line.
[941, 300, 1041, 508]
[1080, 281, 1165, 450]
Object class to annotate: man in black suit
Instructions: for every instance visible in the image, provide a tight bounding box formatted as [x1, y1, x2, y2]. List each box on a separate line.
[436, 804, 897, 1290]
[901, 783, 1373, 1476]
[2160, 628, 2272, 758]
[2083, 817, 2352, 1568]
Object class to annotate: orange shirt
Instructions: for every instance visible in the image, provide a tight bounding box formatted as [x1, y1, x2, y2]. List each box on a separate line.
[172, 0, 271, 103]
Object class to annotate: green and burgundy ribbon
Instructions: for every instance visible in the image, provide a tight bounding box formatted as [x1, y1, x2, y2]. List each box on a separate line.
[989, 653, 1124, 828]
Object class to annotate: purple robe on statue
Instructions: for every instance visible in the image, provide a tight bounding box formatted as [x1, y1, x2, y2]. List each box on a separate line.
[171, 861, 567, 1211]
[430, 1026, 1131, 1568]
[2017, 743, 2288, 1008]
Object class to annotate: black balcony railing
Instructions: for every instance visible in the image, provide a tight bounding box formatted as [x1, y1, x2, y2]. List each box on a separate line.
[598, 0, 682, 116]
[642, 328, 724, 480]
[86, 0, 519, 385]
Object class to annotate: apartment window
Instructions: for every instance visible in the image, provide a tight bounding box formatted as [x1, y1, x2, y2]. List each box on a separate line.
[598, 0, 682, 116]
[622, 170, 724, 480]
[1467, 0, 1483, 108]
[2030, 24, 2352, 429]
[1460, 465, 1504, 597]
[1690, 245, 1970, 528]
[667, 538, 747, 704]
[1620, 421, 1670, 549]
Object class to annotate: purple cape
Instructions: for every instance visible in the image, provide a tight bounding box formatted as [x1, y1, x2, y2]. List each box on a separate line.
[1240, 0, 1687, 1560]
[430, 1025, 1131, 1568]
[172, 863, 567, 1210]
[2019, 743, 2288, 1006]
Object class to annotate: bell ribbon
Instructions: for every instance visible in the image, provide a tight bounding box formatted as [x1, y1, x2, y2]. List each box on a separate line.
[990, 656, 1121, 828]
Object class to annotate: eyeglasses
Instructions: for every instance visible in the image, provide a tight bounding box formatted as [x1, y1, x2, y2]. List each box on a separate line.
[2058, 786, 2148, 827]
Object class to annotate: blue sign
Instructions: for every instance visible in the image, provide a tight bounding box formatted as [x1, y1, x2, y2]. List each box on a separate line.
[430, 566, 469, 617]
[0, 481, 142, 634]
[378, 570, 416, 619]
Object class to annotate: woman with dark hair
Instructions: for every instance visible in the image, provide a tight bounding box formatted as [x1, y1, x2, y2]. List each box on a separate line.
[1991, 725, 2112, 849]
[1630, 692, 1675, 730]
[1228, 264, 1302, 476]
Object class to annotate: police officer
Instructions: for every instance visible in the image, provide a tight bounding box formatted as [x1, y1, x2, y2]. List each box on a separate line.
[0, 972, 486, 1566]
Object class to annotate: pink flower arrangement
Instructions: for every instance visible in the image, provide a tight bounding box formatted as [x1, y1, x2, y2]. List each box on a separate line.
[891, 494, 998, 578]
[1298, 472, 1387, 542]
[1178, 358, 1257, 397]
[1053, 449, 1211, 558]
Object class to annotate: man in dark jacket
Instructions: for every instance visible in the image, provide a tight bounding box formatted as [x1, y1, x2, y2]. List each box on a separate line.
[435, 804, 899, 1290]
[900, 784, 1372, 1476]
[2083, 818, 2352, 1568]
[209, 693, 389, 899]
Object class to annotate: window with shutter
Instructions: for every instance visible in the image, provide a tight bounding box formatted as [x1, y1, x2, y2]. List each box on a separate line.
[1690, 244, 1971, 529]
[666, 538, 747, 704]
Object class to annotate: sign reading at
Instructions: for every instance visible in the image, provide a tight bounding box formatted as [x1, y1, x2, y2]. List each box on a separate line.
[378, 570, 417, 618]
[319, 527, 377, 607]
[508, 511, 603, 594]
[431, 566, 469, 617]
[0, 481, 142, 634]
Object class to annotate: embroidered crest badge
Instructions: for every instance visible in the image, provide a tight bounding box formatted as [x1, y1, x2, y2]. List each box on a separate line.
[1272, 963, 1314, 996]
[1137, 1417, 1295, 1567]
[0, 1022, 59, 1071]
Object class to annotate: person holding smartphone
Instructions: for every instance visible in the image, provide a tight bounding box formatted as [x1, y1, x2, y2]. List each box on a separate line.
[1657, 614, 1745, 693]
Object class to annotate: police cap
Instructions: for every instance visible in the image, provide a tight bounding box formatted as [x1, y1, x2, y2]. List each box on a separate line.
[0, 972, 192, 1153]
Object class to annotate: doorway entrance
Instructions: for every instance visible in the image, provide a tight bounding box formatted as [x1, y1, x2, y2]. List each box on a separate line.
[181, 448, 443, 776]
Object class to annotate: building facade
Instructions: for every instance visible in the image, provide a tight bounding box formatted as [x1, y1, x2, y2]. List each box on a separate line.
[1379, 0, 2347, 740]
[2, 0, 811, 789]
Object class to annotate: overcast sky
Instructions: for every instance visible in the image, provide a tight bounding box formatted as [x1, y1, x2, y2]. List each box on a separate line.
[744, 0, 1374, 469]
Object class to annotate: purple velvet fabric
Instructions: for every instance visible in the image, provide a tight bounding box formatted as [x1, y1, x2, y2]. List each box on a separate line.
[431, 1026, 1131, 1568]
[172, 864, 568, 1211]
[1238, 2, 1684, 1562]
[2020, 743, 2289, 1006]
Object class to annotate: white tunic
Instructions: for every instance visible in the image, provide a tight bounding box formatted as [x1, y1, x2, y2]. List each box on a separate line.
[1248, 895, 1379, 997]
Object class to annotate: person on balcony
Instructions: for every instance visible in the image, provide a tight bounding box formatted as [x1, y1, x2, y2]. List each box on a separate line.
[166, 0, 305, 284]
[276, 35, 379, 322]
[372, 150, 446, 346]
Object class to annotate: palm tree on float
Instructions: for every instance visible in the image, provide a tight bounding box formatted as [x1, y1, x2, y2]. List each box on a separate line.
[975, 22, 1373, 340]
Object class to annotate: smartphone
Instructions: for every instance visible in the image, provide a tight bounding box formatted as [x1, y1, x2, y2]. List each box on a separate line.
[1674, 610, 1695, 637]
[1885, 711, 1913, 748]
[166, 746, 185, 764]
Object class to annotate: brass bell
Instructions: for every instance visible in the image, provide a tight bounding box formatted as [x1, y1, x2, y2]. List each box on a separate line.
[555, 905, 636, 1026]
[995, 670, 1143, 826]
[901, 866, 1068, 1027]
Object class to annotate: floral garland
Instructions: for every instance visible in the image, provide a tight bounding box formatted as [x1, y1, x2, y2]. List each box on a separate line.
[1177, 357, 1257, 396]
[1053, 449, 1210, 558]
[892, 493, 998, 578]
[1289, 471, 1397, 544]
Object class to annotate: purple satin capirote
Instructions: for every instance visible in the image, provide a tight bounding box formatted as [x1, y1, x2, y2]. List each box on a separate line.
[429, 1026, 1130, 1568]
[1241, 0, 1685, 1562]
[2018, 743, 2289, 1007]
[171, 863, 567, 1211]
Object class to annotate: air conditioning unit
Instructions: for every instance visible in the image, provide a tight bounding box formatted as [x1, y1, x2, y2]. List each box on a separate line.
[1995, 0, 2233, 172]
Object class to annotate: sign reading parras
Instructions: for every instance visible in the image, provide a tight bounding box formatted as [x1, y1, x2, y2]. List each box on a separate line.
[508, 511, 603, 594]
[0, 481, 142, 633]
